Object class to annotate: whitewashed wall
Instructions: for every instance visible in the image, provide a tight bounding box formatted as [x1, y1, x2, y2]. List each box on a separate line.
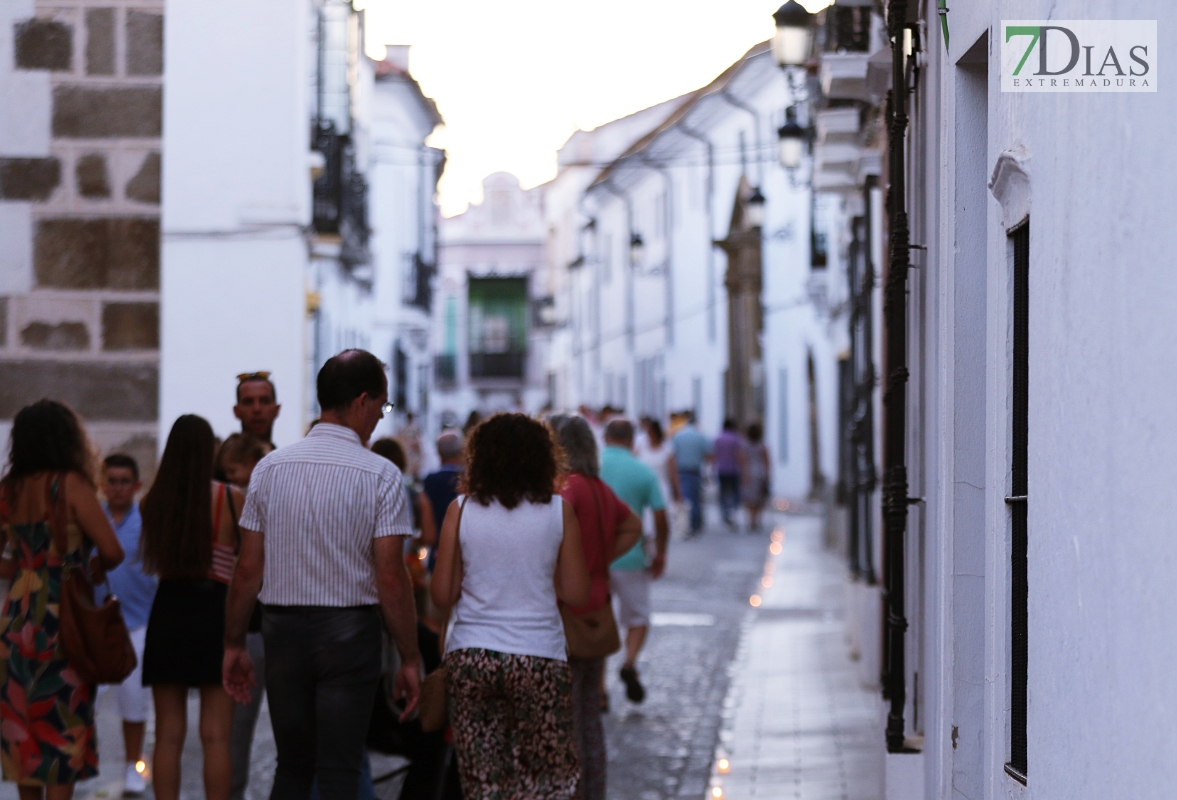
[899, 2, 1177, 798]
[561, 48, 844, 501]
[160, 0, 311, 445]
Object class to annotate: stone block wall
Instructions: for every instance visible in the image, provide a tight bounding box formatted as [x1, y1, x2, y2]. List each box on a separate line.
[1, 0, 163, 477]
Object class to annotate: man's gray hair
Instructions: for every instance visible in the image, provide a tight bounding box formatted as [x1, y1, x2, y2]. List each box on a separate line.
[436, 430, 464, 460]
[548, 414, 599, 478]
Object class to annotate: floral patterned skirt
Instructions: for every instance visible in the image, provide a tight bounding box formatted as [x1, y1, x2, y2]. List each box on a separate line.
[0, 566, 98, 785]
[445, 648, 579, 800]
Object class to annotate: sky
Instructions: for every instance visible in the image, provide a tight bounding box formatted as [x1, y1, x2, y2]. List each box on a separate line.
[354, 0, 831, 217]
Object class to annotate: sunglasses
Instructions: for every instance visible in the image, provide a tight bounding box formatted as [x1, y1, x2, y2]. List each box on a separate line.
[237, 371, 272, 382]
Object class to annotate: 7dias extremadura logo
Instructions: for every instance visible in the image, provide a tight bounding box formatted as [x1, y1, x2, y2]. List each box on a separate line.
[1001, 20, 1157, 92]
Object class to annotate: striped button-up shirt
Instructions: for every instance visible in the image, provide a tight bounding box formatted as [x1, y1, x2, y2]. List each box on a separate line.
[239, 422, 413, 607]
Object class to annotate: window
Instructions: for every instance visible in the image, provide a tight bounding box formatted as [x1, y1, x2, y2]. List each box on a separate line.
[467, 277, 528, 379]
[1007, 220, 1029, 782]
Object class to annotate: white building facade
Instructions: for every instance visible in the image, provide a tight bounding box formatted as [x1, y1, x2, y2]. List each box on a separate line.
[430, 172, 548, 432]
[815, 1, 1177, 797]
[161, 0, 441, 445]
[548, 43, 846, 502]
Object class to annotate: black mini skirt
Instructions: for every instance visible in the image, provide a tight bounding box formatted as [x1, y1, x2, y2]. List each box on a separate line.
[143, 578, 228, 687]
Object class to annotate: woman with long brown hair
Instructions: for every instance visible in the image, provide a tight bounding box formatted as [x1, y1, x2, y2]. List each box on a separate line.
[141, 415, 244, 800]
[431, 413, 590, 799]
[0, 400, 125, 800]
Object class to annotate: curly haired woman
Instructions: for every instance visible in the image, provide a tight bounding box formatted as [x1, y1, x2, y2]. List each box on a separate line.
[431, 413, 589, 800]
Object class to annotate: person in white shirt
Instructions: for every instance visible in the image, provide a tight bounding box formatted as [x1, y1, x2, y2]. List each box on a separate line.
[222, 350, 420, 800]
[431, 413, 590, 800]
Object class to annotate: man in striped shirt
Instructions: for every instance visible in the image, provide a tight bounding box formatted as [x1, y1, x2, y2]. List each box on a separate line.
[223, 349, 421, 800]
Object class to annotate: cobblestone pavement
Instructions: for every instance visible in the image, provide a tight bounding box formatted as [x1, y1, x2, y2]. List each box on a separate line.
[0, 510, 786, 800]
[601, 515, 779, 800]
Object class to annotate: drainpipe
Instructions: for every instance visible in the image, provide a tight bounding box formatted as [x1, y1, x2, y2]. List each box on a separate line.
[677, 123, 717, 343]
[882, 0, 913, 754]
[860, 175, 878, 586]
[638, 153, 675, 347]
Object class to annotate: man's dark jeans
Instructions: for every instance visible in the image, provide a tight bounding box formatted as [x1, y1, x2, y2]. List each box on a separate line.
[678, 470, 703, 532]
[264, 606, 382, 800]
[718, 472, 740, 525]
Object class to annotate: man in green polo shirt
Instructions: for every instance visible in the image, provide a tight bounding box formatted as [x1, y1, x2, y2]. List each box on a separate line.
[601, 418, 670, 705]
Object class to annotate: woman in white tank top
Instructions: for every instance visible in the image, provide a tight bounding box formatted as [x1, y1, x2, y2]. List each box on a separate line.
[431, 413, 589, 800]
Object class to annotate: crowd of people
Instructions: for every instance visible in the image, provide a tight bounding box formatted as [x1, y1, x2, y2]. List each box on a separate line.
[0, 348, 774, 800]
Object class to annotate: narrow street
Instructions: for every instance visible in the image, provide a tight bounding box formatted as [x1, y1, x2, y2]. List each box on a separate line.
[7, 509, 883, 800]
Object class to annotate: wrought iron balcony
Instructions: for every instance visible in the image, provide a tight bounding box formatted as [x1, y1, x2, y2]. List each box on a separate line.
[407, 253, 435, 312]
[469, 351, 526, 380]
[823, 6, 871, 53]
[311, 119, 370, 266]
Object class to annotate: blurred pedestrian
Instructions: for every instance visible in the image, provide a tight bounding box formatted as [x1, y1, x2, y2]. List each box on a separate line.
[371, 437, 436, 613]
[141, 415, 244, 800]
[462, 410, 482, 438]
[217, 433, 272, 800]
[97, 454, 156, 795]
[394, 412, 423, 480]
[639, 419, 680, 521]
[216, 433, 273, 490]
[601, 419, 669, 706]
[714, 419, 743, 529]
[671, 412, 711, 535]
[233, 372, 281, 445]
[0, 400, 125, 796]
[432, 413, 590, 800]
[422, 430, 463, 568]
[222, 350, 421, 800]
[549, 414, 640, 800]
[741, 424, 771, 532]
[225, 388, 279, 800]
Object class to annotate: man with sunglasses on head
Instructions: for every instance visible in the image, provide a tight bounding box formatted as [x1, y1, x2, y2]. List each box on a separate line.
[234, 371, 281, 445]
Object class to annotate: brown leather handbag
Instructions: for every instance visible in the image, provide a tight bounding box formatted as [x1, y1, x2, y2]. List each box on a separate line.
[49, 474, 138, 684]
[560, 480, 621, 660]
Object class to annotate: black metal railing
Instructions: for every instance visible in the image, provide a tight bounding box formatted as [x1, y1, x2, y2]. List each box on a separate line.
[312, 120, 370, 266]
[824, 5, 872, 53]
[469, 351, 525, 380]
[408, 254, 434, 312]
[845, 202, 877, 585]
[434, 354, 456, 385]
[881, 0, 913, 755]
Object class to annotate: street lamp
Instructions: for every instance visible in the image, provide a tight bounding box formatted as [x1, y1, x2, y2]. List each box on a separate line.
[772, 1, 814, 69]
[745, 188, 766, 229]
[629, 232, 645, 266]
[778, 116, 807, 171]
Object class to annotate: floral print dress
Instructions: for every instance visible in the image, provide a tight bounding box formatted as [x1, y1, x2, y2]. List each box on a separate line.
[0, 477, 98, 785]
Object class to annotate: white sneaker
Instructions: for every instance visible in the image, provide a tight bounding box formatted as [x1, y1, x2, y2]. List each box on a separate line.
[124, 762, 147, 796]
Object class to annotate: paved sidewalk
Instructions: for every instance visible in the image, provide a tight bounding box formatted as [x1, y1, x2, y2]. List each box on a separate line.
[709, 516, 883, 800]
